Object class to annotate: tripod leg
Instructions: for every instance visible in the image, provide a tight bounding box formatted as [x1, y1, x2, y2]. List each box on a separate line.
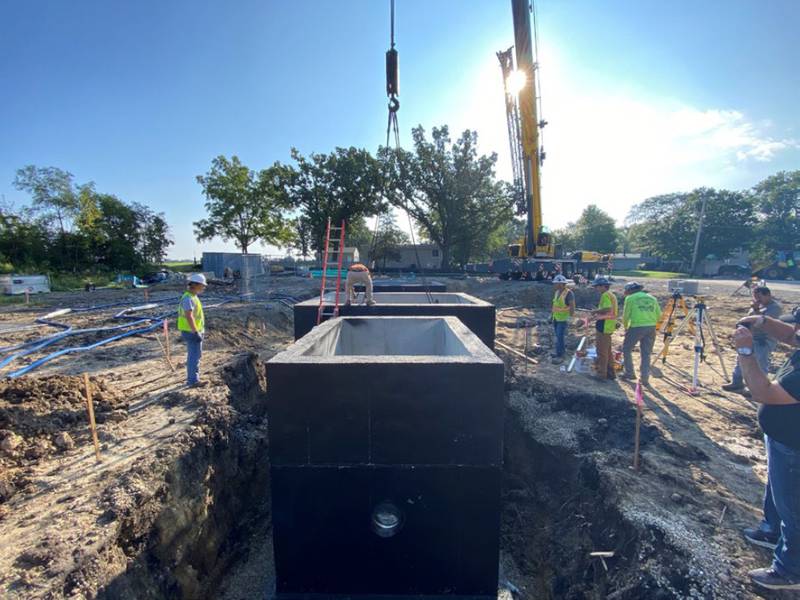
[703, 311, 730, 381]
[654, 309, 691, 365]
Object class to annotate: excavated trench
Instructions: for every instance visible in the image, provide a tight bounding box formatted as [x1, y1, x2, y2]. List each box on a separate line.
[88, 355, 701, 600]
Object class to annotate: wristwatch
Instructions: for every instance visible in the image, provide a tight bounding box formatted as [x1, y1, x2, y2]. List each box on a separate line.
[737, 347, 754, 356]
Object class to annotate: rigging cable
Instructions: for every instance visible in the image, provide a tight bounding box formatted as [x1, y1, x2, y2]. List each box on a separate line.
[383, 0, 431, 302]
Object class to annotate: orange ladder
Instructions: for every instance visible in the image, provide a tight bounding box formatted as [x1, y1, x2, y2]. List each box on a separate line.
[316, 218, 347, 325]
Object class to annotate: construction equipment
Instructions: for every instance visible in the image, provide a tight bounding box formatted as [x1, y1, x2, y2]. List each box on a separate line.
[316, 219, 346, 326]
[653, 290, 693, 363]
[654, 296, 729, 393]
[491, 0, 607, 281]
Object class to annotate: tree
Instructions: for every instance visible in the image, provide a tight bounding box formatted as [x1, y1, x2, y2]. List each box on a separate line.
[195, 156, 293, 254]
[13, 166, 82, 235]
[370, 214, 410, 269]
[573, 205, 618, 253]
[626, 187, 755, 264]
[140, 212, 173, 264]
[380, 125, 514, 270]
[751, 170, 800, 255]
[279, 147, 387, 256]
[552, 225, 580, 255]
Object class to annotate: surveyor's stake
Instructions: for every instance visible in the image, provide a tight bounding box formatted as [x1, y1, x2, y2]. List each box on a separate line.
[83, 373, 102, 462]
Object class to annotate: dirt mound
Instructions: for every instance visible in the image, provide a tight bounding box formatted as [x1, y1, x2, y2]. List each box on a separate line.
[0, 375, 127, 471]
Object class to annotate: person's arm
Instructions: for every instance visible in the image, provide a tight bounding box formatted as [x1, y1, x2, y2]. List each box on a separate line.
[186, 310, 199, 334]
[654, 299, 662, 323]
[738, 315, 798, 346]
[622, 297, 631, 329]
[568, 293, 576, 317]
[733, 326, 797, 405]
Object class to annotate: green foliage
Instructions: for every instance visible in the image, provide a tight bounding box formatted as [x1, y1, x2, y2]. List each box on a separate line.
[278, 147, 387, 256]
[195, 156, 293, 254]
[370, 213, 410, 269]
[626, 187, 755, 264]
[552, 205, 617, 254]
[3, 165, 174, 275]
[751, 170, 800, 254]
[380, 125, 514, 269]
[574, 205, 618, 253]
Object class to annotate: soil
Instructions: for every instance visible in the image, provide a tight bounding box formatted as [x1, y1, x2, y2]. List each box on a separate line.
[0, 275, 798, 599]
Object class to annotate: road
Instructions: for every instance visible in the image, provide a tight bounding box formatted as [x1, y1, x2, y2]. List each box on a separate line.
[611, 275, 800, 302]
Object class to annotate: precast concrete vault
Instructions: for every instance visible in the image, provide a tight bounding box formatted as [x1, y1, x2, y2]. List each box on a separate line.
[267, 316, 504, 598]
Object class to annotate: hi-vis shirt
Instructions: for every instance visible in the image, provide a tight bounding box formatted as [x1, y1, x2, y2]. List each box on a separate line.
[622, 291, 661, 329]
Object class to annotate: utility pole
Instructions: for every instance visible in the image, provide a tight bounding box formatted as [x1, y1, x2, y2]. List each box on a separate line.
[690, 193, 708, 276]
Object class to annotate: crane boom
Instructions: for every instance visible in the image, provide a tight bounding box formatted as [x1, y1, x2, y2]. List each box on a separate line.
[511, 0, 543, 257]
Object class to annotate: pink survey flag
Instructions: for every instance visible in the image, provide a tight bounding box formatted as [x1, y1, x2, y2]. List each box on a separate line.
[635, 382, 644, 407]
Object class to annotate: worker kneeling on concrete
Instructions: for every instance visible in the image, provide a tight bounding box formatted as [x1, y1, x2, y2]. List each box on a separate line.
[178, 273, 207, 387]
[345, 262, 375, 306]
[590, 277, 617, 381]
[550, 274, 575, 363]
[620, 281, 661, 385]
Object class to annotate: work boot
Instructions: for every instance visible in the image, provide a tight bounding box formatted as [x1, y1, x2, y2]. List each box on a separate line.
[743, 527, 779, 550]
[551, 356, 563, 365]
[749, 567, 800, 590]
[366, 299, 376, 306]
[620, 373, 636, 381]
[722, 382, 745, 392]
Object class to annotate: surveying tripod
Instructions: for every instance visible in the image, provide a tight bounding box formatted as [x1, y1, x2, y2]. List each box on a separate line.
[654, 296, 729, 393]
[654, 290, 692, 363]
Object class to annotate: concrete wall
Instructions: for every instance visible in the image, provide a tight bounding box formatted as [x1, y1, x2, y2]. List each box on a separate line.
[267, 317, 504, 598]
[294, 292, 496, 349]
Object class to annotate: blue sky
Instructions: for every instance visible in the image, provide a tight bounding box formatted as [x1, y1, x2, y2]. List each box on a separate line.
[1, 0, 798, 259]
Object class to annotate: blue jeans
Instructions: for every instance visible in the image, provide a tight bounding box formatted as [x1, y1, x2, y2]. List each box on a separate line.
[731, 339, 774, 386]
[553, 320, 567, 357]
[759, 435, 800, 578]
[181, 331, 203, 385]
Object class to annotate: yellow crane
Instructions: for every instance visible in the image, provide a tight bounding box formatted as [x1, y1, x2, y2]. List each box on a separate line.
[493, 0, 607, 280]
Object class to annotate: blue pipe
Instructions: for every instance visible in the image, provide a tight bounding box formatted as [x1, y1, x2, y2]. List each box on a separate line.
[7, 320, 164, 378]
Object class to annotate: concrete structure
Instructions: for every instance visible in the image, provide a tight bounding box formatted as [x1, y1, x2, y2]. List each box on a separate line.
[371, 279, 446, 293]
[294, 292, 496, 349]
[201, 252, 264, 279]
[267, 317, 504, 599]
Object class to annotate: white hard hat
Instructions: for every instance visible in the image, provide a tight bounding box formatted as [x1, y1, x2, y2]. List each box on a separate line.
[553, 274, 569, 283]
[188, 273, 207, 286]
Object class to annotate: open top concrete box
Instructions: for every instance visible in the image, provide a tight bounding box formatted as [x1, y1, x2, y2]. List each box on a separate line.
[267, 316, 504, 598]
[293, 292, 496, 349]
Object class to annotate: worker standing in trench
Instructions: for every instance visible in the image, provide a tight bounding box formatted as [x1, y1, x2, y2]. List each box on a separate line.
[734, 307, 800, 591]
[550, 274, 575, 364]
[177, 273, 207, 387]
[590, 277, 617, 381]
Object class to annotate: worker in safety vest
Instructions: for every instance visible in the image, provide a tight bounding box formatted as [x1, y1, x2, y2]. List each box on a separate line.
[590, 276, 618, 381]
[177, 273, 207, 387]
[621, 281, 661, 385]
[345, 263, 375, 306]
[551, 274, 575, 363]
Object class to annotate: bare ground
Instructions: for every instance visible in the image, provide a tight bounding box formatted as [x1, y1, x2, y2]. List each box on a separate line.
[0, 276, 798, 599]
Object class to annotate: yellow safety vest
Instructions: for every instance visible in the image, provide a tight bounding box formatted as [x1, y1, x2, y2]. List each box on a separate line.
[177, 292, 204, 333]
[597, 290, 618, 334]
[552, 289, 571, 322]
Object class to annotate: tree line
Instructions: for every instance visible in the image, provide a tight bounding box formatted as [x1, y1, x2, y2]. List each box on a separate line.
[195, 125, 514, 271]
[0, 166, 173, 274]
[552, 171, 799, 266]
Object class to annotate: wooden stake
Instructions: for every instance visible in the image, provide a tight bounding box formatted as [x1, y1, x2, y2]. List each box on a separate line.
[155, 328, 176, 372]
[144, 288, 149, 301]
[83, 373, 102, 462]
[163, 320, 171, 365]
[25, 290, 30, 305]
